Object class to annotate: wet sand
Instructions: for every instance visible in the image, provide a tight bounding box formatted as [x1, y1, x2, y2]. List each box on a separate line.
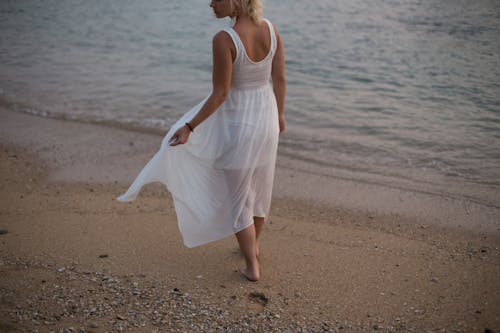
[1, 107, 499, 332]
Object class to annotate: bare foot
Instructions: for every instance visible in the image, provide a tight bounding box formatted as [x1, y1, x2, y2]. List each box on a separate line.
[239, 267, 260, 282]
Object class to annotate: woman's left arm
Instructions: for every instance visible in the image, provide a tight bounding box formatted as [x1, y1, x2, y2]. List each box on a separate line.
[169, 31, 233, 146]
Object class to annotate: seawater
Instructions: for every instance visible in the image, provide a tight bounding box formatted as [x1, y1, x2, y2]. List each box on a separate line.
[1, 0, 499, 206]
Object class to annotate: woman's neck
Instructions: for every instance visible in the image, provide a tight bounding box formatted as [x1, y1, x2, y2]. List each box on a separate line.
[233, 15, 257, 27]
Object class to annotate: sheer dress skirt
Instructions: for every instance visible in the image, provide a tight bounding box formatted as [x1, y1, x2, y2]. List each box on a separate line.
[118, 84, 279, 248]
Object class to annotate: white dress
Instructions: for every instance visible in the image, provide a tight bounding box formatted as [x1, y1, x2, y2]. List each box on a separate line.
[118, 19, 279, 248]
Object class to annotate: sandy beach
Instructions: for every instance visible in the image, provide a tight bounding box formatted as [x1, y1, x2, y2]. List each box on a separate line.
[1, 107, 499, 333]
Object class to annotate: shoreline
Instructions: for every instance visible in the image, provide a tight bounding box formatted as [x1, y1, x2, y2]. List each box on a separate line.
[4, 94, 499, 212]
[1, 107, 499, 235]
[1, 106, 500, 332]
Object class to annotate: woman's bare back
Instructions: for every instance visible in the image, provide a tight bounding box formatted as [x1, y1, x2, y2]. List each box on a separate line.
[232, 19, 271, 63]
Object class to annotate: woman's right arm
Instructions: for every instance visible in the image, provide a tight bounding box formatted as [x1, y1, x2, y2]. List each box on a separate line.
[271, 25, 286, 134]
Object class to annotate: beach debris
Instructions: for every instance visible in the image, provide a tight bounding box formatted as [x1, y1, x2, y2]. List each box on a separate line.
[116, 314, 127, 321]
[0, 229, 8, 235]
[430, 276, 439, 283]
[98, 254, 108, 258]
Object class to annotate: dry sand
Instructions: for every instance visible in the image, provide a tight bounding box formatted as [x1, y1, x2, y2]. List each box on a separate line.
[1, 107, 499, 333]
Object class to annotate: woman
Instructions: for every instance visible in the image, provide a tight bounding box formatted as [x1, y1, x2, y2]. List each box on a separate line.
[118, 0, 286, 282]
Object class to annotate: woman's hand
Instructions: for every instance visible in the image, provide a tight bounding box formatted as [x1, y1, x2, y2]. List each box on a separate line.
[279, 114, 286, 134]
[169, 125, 191, 146]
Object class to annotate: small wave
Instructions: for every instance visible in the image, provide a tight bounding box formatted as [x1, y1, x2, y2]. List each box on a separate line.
[0, 95, 166, 136]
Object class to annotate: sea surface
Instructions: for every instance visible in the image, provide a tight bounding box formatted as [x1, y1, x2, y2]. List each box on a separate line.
[1, 0, 499, 206]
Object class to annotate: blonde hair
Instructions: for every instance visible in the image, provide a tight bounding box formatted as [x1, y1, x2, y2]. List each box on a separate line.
[232, 0, 263, 24]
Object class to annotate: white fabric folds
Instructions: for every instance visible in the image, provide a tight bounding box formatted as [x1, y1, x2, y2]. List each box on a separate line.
[118, 19, 279, 248]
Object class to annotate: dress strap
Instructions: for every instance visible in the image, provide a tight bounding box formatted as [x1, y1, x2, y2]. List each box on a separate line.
[222, 28, 243, 63]
[262, 18, 277, 56]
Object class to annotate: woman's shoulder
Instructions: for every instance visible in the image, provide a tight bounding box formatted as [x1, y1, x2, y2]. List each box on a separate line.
[213, 29, 235, 46]
[212, 29, 238, 61]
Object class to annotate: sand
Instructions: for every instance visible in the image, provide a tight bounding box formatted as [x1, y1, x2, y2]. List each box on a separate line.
[1, 107, 499, 333]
